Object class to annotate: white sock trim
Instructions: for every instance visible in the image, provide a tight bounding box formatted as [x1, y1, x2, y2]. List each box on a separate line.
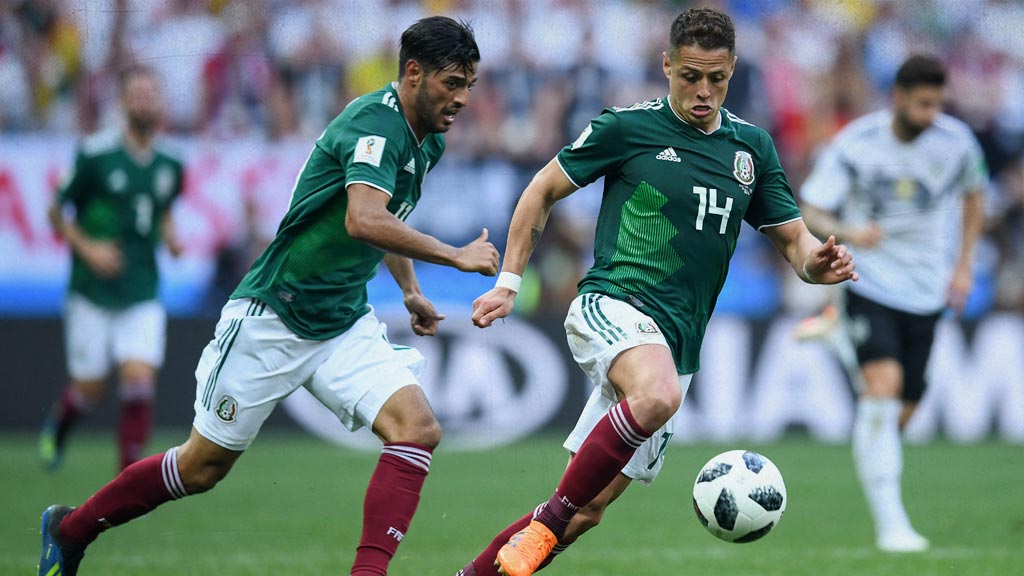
[609, 404, 646, 448]
[532, 502, 547, 519]
[162, 447, 188, 499]
[382, 444, 432, 473]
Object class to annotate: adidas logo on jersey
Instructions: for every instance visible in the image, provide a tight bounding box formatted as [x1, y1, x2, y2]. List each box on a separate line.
[656, 147, 681, 162]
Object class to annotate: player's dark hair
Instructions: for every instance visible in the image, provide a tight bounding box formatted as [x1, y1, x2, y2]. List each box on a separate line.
[399, 16, 480, 79]
[895, 55, 946, 90]
[670, 7, 735, 54]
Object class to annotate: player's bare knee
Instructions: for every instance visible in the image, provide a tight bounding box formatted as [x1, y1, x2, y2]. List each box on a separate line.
[629, 384, 681, 429]
[73, 380, 107, 404]
[176, 435, 240, 494]
[119, 361, 157, 385]
[396, 417, 442, 448]
[375, 406, 442, 447]
[182, 464, 231, 494]
[176, 452, 234, 493]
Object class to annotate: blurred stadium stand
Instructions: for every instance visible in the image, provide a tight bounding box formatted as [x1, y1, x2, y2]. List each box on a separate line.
[1, 0, 1022, 442]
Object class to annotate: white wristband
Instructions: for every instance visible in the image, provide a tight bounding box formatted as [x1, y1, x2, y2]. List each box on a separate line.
[801, 262, 818, 284]
[495, 271, 522, 293]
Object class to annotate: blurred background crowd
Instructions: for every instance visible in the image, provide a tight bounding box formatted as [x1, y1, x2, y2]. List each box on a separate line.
[2, 0, 1022, 318]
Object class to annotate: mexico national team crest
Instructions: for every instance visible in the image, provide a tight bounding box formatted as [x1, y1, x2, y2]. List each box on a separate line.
[733, 151, 755, 186]
[215, 395, 238, 423]
[636, 321, 660, 334]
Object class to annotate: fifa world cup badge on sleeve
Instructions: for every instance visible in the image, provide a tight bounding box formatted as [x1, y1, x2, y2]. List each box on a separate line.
[354, 136, 387, 167]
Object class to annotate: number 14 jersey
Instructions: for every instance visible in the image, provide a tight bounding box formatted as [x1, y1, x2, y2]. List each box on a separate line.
[557, 98, 801, 374]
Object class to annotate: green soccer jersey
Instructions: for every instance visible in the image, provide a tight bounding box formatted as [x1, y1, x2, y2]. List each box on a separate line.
[233, 83, 445, 340]
[58, 130, 183, 308]
[557, 98, 801, 373]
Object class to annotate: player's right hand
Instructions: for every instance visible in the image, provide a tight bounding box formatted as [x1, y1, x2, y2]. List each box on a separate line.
[472, 287, 515, 328]
[454, 228, 499, 276]
[81, 239, 124, 278]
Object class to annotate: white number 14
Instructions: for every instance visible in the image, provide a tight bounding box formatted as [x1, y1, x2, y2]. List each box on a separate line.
[692, 186, 733, 234]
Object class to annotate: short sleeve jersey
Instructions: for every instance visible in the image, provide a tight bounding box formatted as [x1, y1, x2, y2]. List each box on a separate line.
[233, 84, 445, 340]
[557, 99, 801, 374]
[58, 130, 183, 308]
[801, 110, 987, 314]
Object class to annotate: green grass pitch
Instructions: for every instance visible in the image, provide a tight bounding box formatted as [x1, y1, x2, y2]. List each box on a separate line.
[3, 432, 1020, 575]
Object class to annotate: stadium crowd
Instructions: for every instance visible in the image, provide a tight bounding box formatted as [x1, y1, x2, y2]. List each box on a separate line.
[2, 0, 1022, 315]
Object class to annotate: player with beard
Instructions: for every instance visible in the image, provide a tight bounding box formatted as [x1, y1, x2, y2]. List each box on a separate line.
[799, 54, 986, 552]
[39, 16, 498, 576]
[40, 65, 184, 474]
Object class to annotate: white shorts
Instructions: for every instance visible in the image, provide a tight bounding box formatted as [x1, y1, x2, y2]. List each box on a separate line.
[64, 293, 166, 381]
[193, 298, 425, 451]
[562, 293, 693, 484]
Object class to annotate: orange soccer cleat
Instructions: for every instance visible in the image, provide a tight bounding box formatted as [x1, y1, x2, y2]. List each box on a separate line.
[495, 520, 557, 576]
[793, 304, 839, 342]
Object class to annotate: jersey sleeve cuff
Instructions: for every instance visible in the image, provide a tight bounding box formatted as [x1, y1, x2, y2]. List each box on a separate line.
[756, 215, 803, 232]
[345, 180, 394, 197]
[555, 156, 583, 189]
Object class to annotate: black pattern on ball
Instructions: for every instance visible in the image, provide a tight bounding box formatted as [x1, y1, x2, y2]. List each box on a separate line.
[692, 497, 709, 527]
[734, 522, 775, 543]
[742, 451, 765, 473]
[748, 485, 784, 511]
[697, 463, 732, 483]
[713, 488, 738, 530]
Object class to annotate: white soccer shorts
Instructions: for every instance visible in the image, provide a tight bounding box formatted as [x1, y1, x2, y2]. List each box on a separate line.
[64, 293, 166, 381]
[562, 293, 693, 484]
[193, 298, 425, 451]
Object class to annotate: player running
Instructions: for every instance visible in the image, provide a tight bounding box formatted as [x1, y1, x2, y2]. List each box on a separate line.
[800, 54, 986, 552]
[40, 65, 183, 474]
[39, 16, 497, 576]
[461, 8, 857, 576]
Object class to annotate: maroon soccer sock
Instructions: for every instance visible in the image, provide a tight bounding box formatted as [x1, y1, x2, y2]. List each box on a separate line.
[53, 386, 95, 447]
[464, 502, 568, 576]
[466, 511, 534, 576]
[59, 447, 187, 549]
[351, 442, 432, 576]
[536, 400, 651, 538]
[118, 384, 154, 470]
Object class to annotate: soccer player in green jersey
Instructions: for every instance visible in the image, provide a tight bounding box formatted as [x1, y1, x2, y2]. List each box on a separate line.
[461, 8, 858, 576]
[39, 17, 498, 576]
[40, 65, 184, 474]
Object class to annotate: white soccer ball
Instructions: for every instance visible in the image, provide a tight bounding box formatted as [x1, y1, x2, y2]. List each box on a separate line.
[692, 449, 787, 543]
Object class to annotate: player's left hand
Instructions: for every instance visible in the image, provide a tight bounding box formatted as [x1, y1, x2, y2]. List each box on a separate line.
[804, 235, 858, 284]
[404, 293, 446, 336]
[947, 263, 973, 315]
[471, 287, 515, 328]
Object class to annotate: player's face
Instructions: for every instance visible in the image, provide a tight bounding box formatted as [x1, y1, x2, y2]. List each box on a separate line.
[122, 74, 164, 135]
[893, 84, 944, 139]
[415, 64, 478, 134]
[663, 44, 735, 131]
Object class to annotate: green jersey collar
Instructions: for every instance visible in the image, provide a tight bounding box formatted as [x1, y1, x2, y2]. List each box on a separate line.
[390, 82, 426, 148]
[665, 95, 724, 135]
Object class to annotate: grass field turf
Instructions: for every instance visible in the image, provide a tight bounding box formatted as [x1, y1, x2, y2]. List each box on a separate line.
[3, 432, 1020, 575]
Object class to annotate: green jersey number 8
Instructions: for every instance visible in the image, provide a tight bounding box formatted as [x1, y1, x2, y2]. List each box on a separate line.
[134, 195, 154, 236]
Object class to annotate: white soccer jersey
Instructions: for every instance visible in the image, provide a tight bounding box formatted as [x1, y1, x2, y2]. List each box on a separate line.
[801, 110, 987, 314]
